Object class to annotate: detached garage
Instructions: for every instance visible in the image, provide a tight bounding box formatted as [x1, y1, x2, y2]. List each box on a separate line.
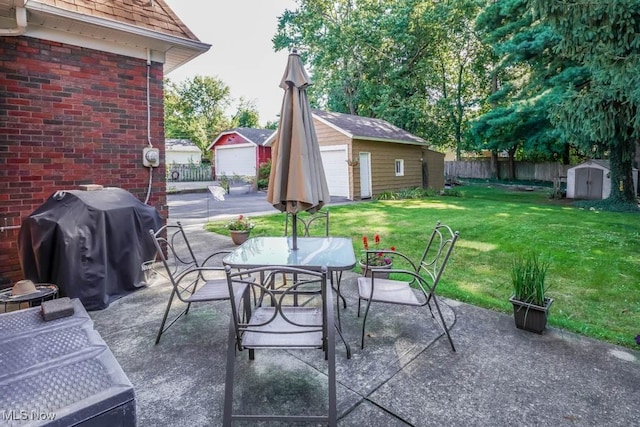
[265, 110, 444, 200]
[567, 159, 638, 199]
[208, 128, 274, 179]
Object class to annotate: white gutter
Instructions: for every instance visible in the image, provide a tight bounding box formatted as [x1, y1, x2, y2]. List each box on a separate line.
[0, 7, 27, 36]
[22, 0, 210, 53]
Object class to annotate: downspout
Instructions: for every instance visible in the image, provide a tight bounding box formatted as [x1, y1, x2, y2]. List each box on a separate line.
[0, 7, 27, 36]
[144, 48, 153, 204]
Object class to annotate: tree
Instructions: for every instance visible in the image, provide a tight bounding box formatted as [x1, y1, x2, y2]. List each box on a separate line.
[422, 0, 490, 158]
[231, 97, 260, 128]
[273, 0, 490, 154]
[164, 76, 232, 153]
[532, 0, 639, 208]
[472, 0, 577, 179]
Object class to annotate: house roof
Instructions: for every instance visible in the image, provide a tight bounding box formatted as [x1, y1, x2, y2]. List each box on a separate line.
[311, 109, 427, 145]
[208, 128, 276, 150]
[264, 110, 428, 147]
[166, 139, 200, 152]
[0, 0, 209, 73]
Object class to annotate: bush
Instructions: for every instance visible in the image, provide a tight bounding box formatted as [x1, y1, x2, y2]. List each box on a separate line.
[441, 188, 463, 197]
[257, 160, 271, 190]
[257, 178, 269, 190]
[375, 187, 443, 200]
[375, 191, 397, 200]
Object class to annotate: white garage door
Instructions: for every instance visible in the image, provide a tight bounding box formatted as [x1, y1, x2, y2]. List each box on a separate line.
[216, 145, 256, 177]
[320, 146, 349, 198]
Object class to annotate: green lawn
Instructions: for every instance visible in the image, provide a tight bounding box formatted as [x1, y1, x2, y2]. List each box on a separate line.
[206, 184, 640, 349]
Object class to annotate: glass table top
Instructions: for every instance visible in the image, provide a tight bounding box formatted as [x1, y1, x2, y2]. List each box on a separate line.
[223, 237, 356, 271]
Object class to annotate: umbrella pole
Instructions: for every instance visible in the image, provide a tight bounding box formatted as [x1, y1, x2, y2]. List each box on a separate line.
[292, 213, 298, 250]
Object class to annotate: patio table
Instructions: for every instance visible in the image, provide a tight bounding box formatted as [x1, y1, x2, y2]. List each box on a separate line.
[223, 236, 356, 358]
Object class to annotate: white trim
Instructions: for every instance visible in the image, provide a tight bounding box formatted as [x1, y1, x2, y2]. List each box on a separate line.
[23, 1, 209, 51]
[312, 114, 353, 138]
[25, 26, 166, 63]
[395, 159, 405, 176]
[20, 1, 209, 72]
[215, 142, 255, 150]
[263, 131, 277, 147]
[355, 135, 427, 146]
[319, 144, 349, 153]
[359, 152, 372, 198]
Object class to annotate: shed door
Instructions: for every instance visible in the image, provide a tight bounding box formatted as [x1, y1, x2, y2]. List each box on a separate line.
[575, 167, 603, 199]
[215, 146, 256, 177]
[320, 146, 349, 198]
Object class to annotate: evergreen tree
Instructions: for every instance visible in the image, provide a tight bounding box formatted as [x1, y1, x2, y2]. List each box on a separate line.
[533, 0, 639, 208]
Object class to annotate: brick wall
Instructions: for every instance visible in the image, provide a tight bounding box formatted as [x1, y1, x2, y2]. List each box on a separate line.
[0, 36, 167, 284]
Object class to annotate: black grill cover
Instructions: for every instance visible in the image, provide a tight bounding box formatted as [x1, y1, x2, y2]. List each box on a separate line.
[18, 188, 163, 310]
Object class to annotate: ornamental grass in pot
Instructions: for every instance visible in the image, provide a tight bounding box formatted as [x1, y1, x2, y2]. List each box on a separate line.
[509, 252, 553, 334]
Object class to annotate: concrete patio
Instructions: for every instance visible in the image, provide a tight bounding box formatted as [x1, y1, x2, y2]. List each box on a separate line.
[89, 223, 639, 426]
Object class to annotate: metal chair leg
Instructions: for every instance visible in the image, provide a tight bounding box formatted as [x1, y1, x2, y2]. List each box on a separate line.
[360, 297, 373, 349]
[155, 290, 176, 344]
[223, 320, 236, 427]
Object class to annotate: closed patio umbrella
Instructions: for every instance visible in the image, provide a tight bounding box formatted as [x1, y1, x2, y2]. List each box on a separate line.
[267, 50, 330, 250]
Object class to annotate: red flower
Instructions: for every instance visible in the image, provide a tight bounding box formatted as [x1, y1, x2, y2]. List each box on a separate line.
[360, 234, 396, 266]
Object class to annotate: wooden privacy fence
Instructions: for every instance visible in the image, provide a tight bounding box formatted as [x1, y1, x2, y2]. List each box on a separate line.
[445, 160, 570, 183]
[166, 164, 213, 182]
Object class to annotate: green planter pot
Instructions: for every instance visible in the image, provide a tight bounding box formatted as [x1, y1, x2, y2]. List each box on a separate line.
[359, 261, 392, 279]
[509, 296, 553, 334]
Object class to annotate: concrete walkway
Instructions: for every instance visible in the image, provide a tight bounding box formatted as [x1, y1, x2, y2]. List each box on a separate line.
[89, 217, 640, 426]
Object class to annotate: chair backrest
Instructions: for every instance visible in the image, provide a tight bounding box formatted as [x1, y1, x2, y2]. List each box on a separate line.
[149, 223, 199, 276]
[414, 221, 459, 295]
[284, 210, 329, 237]
[224, 265, 330, 350]
[149, 222, 229, 302]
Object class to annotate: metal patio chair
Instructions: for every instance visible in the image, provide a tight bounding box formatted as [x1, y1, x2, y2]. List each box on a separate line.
[357, 221, 459, 351]
[284, 210, 330, 237]
[283, 210, 347, 310]
[223, 265, 336, 426]
[149, 222, 249, 345]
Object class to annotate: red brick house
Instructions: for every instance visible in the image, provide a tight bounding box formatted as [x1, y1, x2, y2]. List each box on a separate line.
[0, 0, 209, 284]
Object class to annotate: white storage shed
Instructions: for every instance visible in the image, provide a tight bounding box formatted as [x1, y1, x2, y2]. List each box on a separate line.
[566, 159, 638, 199]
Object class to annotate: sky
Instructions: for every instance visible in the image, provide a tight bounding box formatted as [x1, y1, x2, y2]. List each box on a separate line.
[164, 0, 298, 126]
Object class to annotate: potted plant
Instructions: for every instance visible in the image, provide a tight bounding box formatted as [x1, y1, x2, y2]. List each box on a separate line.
[226, 215, 255, 245]
[359, 234, 395, 279]
[509, 252, 553, 334]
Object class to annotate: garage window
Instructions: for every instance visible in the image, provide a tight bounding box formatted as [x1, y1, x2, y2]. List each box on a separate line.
[395, 159, 404, 176]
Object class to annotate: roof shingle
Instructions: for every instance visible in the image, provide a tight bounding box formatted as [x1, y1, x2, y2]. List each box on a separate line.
[311, 109, 426, 145]
[35, 0, 199, 41]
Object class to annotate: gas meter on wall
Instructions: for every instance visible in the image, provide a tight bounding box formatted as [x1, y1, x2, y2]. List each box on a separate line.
[143, 147, 160, 167]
